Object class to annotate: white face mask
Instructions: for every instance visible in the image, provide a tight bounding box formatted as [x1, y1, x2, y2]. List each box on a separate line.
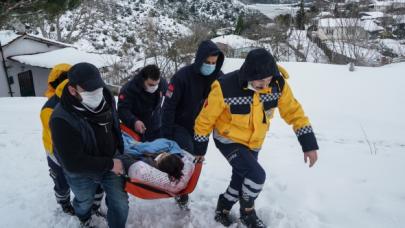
[79, 88, 104, 109]
[247, 82, 257, 92]
[145, 84, 159, 93]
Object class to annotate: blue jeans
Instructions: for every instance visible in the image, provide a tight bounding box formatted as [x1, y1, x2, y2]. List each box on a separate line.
[64, 171, 129, 228]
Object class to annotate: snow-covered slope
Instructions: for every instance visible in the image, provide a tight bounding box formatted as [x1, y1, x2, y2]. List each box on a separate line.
[1, 61, 404, 227]
[24, 0, 255, 57]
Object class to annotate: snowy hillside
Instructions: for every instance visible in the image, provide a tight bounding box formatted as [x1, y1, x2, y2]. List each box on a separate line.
[1, 60, 405, 228]
[24, 0, 255, 57]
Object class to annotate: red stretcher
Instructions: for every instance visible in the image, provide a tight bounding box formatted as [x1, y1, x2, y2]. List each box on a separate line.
[120, 124, 203, 199]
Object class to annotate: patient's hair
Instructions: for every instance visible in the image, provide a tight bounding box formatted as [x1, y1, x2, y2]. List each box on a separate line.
[157, 154, 184, 181]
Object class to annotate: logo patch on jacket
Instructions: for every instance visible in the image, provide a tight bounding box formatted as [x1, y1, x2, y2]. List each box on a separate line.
[166, 84, 174, 98]
[204, 99, 208, 108]
[265, 108, 275, 119]
[119, 94, 125, 100]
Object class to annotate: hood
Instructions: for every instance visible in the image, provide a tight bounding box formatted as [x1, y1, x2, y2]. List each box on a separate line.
[44, 63, 71, 98]
[192, 40, 224, 76]
[55, 79, 69, 99]
[238, 48, 281, 87]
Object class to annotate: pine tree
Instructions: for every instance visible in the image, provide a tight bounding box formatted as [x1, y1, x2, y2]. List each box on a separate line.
[234, 15, 244, 35]
[295, 0, 306, 30]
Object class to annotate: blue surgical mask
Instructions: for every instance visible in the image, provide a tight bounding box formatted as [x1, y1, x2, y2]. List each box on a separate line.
[200, 63, 216, 76]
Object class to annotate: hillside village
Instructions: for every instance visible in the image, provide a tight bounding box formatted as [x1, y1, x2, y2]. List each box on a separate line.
[1, 0, 405, 97]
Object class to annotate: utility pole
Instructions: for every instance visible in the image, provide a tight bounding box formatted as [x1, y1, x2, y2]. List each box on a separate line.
[0, 41, 14, 97]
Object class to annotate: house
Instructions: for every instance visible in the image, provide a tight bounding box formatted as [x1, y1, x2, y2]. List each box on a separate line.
[211, 35, 263, 58]
[316, 18, 384, 41]
[0, 30, 118, 97]
[360, 11, 385, 21]
[368, 0, 405, 11]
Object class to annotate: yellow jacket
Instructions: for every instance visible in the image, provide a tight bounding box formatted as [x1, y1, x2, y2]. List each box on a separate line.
[193, 65, 318, 155]
[40, 64, 71, 156]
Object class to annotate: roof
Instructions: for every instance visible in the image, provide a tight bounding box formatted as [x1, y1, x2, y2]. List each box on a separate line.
[9, 47, 120, 69]
[360, 11, 385, 20]
[318, 12, 333, 17]
[318, 18, 360, 28]
[0, 30, 72, 48]
[362, 20, 385, 32]
[0, 30, 20, 46]
[395, 15, 405, 24]
[211, 35, 259, 49]
[370, 0, 405, 7]
[318, 18, 384, 31]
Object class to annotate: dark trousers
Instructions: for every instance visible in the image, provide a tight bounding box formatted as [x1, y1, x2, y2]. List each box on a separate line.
[47, 156, 71, 205]
[214, 139, 266, 210]
[172, 125, 194, 201]
[142, 128, 162, 142]
[47, 157, 104, 210]
[172, 125, 194, 154]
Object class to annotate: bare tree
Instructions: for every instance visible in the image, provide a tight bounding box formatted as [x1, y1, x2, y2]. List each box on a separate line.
[325, 18, 379, 65]
[0, 0, 42, 23]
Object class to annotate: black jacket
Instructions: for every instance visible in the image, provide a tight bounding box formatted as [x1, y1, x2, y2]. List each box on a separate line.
[118, 73, 167, 137]
[162, 40, 225, 138]
[50, 86, 124, 174]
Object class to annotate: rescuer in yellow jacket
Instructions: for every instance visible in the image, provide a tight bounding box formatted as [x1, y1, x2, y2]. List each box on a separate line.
[40, 63, 75, 214]
[193, 49, 319, 227]
[40, 63, 106, 217]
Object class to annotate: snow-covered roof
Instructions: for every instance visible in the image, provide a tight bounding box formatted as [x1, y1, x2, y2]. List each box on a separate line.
[360, 11, 385, 20]
[318, 18, 360, 28]
[9, 47, 120, 69]
[363, 20, 385, 32]
[24, 33, 73, 48]
[211, 35, 259, 49]
[318, 18, 384, 32]
[318, 12, 333, 17]
[0, 30, 20, 46]
[394, 15, 405, 24]
[0, 30, 72, 48]
[373, 0, 394, 7]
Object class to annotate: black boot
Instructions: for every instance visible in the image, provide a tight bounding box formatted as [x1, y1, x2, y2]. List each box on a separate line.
[175, 194, 189, 211]
[214, 194, 236, 227]
[240, 209, 266, 228]
[91, 203, 106, 218]
[80, 217, 95, 228]
[239, 196, 266, 228]
[61, 201, 75, 215]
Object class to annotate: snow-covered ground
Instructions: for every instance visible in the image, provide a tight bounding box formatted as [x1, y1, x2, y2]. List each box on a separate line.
[1, 60, 405, 228]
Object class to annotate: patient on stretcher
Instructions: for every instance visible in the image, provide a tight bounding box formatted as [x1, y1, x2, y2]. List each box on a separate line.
[116, 132, 196, 193]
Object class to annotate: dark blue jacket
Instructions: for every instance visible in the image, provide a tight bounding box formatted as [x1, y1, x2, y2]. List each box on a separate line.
[118, 73, 167, 139]
[162, 40, 225, 138]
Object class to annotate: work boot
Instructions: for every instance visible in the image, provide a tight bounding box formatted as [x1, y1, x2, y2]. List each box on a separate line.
[240, 209, 266, 228]
[60, 201, 75, 216]
[175, 194, 189, 211]
[214, 194, 236, 226]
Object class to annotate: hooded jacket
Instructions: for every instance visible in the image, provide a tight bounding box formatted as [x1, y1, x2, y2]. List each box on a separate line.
[118, 72, 168, 138]
[193, 48, 318, 155]
[161, 40, 225, 138]
[40, 63, 71, 163]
